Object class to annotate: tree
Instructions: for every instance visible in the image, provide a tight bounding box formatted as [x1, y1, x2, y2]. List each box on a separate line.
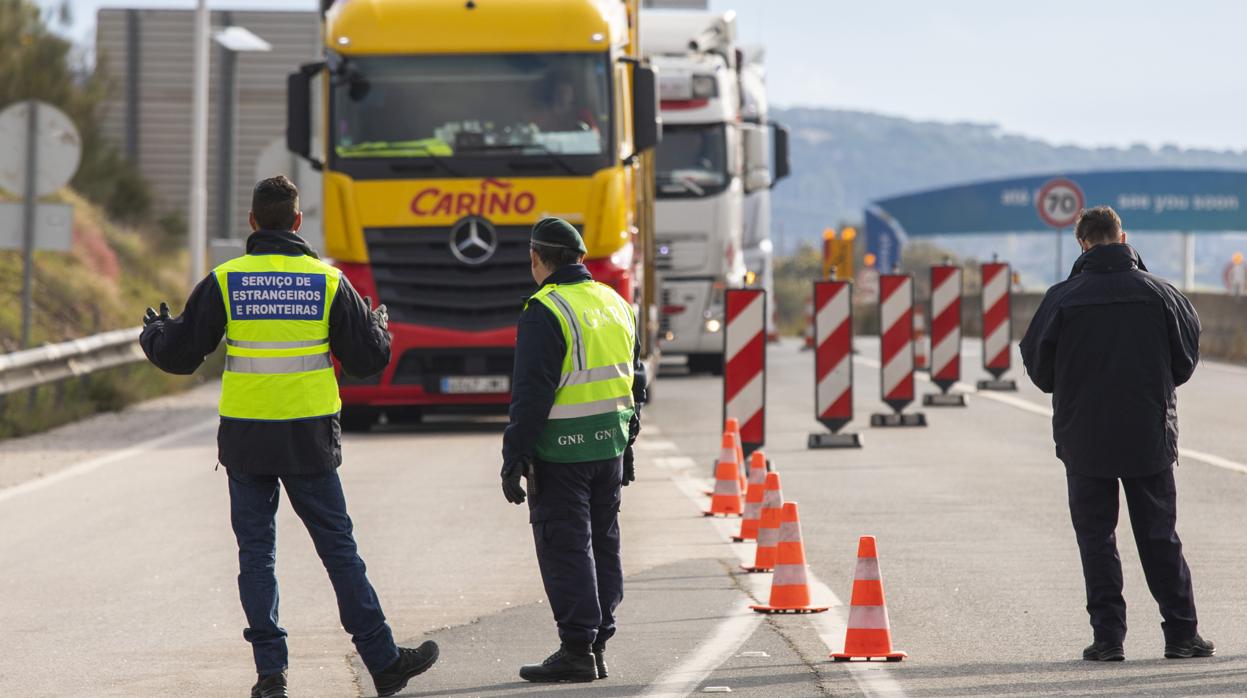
[0, 0, 152, 223]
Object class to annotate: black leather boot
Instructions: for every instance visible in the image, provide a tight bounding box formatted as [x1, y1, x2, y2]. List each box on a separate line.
[372, 641, 440, 697]
[1165, 634, 1215, 659]
[519, 643, 598, 683]
[250, 671, 288, 698]
[592, 643, 608, 679]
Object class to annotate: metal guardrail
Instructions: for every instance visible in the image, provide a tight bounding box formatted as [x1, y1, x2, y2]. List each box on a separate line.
[0, 327, 145, 396]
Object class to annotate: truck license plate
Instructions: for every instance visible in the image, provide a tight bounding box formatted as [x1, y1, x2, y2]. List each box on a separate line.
[440, 375, 510, 394]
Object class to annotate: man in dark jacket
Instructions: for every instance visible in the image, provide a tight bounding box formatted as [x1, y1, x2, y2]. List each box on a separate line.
[500, 218, 647, 683]
[1020, 205, 1211, 662]
[140, 176, 437, 697]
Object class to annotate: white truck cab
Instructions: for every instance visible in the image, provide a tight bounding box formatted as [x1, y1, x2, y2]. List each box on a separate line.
[738, 46, 790, 341]
[642, 9, 746, 373]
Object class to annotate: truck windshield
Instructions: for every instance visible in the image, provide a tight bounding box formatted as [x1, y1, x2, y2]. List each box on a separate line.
[656, 124, 729, 198]
[331, 52, 612, 176]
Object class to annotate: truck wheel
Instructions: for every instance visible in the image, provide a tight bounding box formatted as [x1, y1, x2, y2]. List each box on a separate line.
[340, 407, 380, 432]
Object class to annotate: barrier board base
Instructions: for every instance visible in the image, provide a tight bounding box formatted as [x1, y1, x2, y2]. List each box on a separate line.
[922, 393, 967, 407]
[808, 432, 863, 449]
[976, 378, 1018, 391]
[869, 412, 928, 427]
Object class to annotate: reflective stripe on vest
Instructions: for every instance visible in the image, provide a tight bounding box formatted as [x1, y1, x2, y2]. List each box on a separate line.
[213, 253, 342, 421]
[527, 280, 636, 462]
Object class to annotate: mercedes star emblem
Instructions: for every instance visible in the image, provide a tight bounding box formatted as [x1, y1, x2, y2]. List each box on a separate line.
[449, 216, 499, 265]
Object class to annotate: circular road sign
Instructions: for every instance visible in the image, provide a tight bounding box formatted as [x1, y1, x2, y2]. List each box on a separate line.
[0, 100, 82, 197]
[1036, 177, 1085, 229]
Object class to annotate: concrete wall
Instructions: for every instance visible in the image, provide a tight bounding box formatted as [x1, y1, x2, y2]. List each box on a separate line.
[853, 290, 1247, 364]
[96, 9, 320, 242]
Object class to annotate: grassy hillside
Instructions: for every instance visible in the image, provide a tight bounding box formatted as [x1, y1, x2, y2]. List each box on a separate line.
[770, 107, 1247, 251]
[0, 191, 218, 439]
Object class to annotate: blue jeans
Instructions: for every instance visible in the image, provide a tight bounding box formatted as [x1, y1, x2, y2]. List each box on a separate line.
[227, 469, 399, 675]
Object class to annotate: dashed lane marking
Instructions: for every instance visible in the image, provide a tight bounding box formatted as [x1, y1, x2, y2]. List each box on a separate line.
[0, 417, 218, 505]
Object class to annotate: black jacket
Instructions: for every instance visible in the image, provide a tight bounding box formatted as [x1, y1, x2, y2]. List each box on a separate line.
[140, 230, 391, 474]
[1019, 243, 1200, 478]
[502, 264, 648, 464]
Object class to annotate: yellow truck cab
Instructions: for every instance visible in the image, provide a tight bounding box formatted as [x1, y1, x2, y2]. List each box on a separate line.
[287, 0, 660, 429]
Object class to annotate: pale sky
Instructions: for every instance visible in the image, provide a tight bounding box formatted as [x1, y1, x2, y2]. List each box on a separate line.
[38, 0, 1247, 151]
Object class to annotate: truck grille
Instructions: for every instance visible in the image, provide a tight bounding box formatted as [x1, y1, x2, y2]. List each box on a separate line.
[364, 225, 536, 331]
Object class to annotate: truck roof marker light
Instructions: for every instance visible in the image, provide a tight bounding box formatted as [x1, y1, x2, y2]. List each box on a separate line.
[336, 36, 350, 46]
[592, 32, 605, 43]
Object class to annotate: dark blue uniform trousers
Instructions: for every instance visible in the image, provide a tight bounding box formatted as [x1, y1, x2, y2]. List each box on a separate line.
[1066, 468, 1198, 643]
[227, 469, 399, 675]
[528, 456, 624, 648]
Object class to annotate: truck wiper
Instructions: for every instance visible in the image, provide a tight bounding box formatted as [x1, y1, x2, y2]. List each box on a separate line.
[337, 140, 463, 176]
[456, 143, 578, 176]
[659, 176, 705, 196]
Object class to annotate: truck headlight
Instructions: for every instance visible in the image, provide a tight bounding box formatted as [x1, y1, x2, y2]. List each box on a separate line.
[705, 318, 722, 333]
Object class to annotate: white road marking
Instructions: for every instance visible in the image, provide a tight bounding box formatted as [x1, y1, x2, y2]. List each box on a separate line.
[639, 597, 762, 698]
[653, 451, 907, 697]
[856, 354, 1247, 476]
[0, 417, 218, 505]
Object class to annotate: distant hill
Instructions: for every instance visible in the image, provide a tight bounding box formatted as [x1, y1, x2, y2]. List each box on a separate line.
[770, 107, 1247, 253]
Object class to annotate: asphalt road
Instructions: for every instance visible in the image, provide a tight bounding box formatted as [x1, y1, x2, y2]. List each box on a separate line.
[1, 339, 1245, 697]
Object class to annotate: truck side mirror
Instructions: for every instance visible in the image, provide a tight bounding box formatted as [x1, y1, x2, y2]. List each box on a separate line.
[742, 124, 771, 193]
[287, 62, 325, 170]
[771, 122, 790, 186]
[632, 65, 661, 154]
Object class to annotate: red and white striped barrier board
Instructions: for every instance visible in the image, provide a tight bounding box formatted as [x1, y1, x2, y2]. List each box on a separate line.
[923, 265, 966, 406]
[724, 289, 767, 453]
[978, 261, 1018, 391]
[871, 274, 926, 427]
[809, 281, 861, 448]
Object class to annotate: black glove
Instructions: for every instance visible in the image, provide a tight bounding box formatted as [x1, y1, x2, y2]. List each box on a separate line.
[501, 457, 528, 505]
[622, 445, 635, 487]
[364, 296, 389, 331]
[143, 302, 171, 326]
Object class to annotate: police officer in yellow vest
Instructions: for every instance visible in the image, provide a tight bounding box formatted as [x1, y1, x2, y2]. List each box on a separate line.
[139, 176, 438, 698]
[502, 217, 647, 683]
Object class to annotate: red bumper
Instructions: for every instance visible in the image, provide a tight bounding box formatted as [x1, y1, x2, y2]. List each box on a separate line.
[336, 255, 632, 408]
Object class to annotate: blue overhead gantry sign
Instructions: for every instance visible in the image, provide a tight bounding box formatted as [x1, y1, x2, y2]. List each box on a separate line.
[865, 169, 1247, 273]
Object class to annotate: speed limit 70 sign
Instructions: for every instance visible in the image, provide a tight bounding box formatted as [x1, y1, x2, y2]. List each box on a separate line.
[1036, 178, 1085, 228]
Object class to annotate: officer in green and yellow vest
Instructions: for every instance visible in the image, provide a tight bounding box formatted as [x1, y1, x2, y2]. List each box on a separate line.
[139, 176, 438, 698]
[501, 217, 648, 683]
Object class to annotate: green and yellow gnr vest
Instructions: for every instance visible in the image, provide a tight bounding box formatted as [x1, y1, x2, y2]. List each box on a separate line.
[528, 280, 637, 463]
[213, 253, 342, 421]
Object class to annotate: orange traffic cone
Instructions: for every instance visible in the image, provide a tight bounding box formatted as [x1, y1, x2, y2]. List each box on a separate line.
[741, 472, 783, 572]
[831, 535, 906, 662]
[751, 502, 828, 614]
[725, 417, 747, 492]
[732, 452, 768, 542]
[704, 433, 743, 516]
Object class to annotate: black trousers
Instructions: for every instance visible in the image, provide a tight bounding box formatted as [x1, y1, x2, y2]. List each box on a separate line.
[1066, 468, 1197, 643]
[527, 456, 624, 648]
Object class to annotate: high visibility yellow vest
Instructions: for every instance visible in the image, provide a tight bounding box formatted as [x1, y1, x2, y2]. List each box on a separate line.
[213, 253, 342, 420]
[527, 280, 636, 463]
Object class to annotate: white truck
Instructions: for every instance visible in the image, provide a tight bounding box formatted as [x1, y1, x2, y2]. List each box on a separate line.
[642, 9, 746, 374]
[738, 46, 790, 341]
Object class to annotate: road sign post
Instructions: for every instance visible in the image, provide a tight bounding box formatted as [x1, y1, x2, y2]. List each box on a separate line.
[978, 259, 1018, 391]
[724, 289, 766, 455]
[20, 102, 38, 349]
[809, 280, 860, 448]
[871, 273, 926, 427]
[0, 100, 82, 348]
[923, 263, 965, 407]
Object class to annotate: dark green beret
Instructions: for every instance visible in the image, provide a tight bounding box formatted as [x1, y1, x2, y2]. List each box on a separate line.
[531, 217, 587, 255]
